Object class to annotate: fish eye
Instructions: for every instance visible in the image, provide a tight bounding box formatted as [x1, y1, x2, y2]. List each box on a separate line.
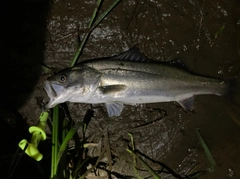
[59, 75, 67, 83]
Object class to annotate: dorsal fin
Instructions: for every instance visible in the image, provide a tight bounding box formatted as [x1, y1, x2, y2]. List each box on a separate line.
[111, 46, 153, 62]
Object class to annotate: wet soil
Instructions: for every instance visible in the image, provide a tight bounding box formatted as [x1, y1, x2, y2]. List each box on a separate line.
[1, 0, 240, 178]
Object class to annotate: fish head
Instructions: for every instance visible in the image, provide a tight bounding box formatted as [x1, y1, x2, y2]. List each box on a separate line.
[44, 65, 101, 108]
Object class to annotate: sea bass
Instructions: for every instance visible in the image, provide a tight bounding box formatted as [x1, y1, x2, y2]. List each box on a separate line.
[44, 47, 228, 117]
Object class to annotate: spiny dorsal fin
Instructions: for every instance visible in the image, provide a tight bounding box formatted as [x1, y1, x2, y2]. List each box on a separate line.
[112, 46, 153, 62]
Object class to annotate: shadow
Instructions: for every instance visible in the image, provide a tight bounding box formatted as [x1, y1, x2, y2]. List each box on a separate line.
[0, 0, 52, 178]
[1, 0, 50, 109]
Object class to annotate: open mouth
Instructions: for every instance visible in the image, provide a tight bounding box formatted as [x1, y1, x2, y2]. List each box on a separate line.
[44, 81, 56, 98]
[44, 81, 65, 108]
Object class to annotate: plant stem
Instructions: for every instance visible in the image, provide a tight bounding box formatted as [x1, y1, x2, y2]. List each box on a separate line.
[70, 0, 121, 67]
[51, 105, 59, 178]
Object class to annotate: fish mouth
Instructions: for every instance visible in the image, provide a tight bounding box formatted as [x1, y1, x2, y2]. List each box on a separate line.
[44, 81, 65, 108]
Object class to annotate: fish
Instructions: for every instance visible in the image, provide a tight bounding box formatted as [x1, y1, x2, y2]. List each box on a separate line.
[44, 47, 228, 117]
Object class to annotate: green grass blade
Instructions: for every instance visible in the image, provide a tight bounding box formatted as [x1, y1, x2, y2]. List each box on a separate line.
[78, 150, 105, 179]
[88, 0, 102, 28]
[90, 0, 120, 30]
[41, 64, 52, 73]
[62, 118, 68, 144]
[214, 25, 225, 38]
[72, 156, 91, 178]
[128, 133, 135, 150]
[128, 133, 143, 179]
[57, 122, 85, 166]
[126, 149, 161, 179]
[194, 128, 216, 172]
[70, 0, 121, 67]
[51, 105, 59, 178]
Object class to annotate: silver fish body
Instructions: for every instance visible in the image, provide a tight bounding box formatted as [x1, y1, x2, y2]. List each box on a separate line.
[44, 48, 228, 117]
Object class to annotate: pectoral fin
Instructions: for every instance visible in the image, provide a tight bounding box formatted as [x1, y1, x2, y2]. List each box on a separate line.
[105, 102, 124, 117]
[178, 96, 195, 111]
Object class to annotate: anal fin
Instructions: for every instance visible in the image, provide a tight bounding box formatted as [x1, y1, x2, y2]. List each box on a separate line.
[178, 96, 195, 111]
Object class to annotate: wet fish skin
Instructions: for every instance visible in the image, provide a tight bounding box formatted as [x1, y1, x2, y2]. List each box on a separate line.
[44, 48, 228, 117]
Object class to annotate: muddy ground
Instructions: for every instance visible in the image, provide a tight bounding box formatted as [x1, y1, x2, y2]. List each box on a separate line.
[1, 0, 240, 178]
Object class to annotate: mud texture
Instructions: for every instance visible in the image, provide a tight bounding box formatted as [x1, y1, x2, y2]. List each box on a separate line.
[1, 0, 240, 178]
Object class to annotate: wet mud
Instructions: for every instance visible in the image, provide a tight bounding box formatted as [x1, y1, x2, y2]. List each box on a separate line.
[1, 0, 240, 178]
